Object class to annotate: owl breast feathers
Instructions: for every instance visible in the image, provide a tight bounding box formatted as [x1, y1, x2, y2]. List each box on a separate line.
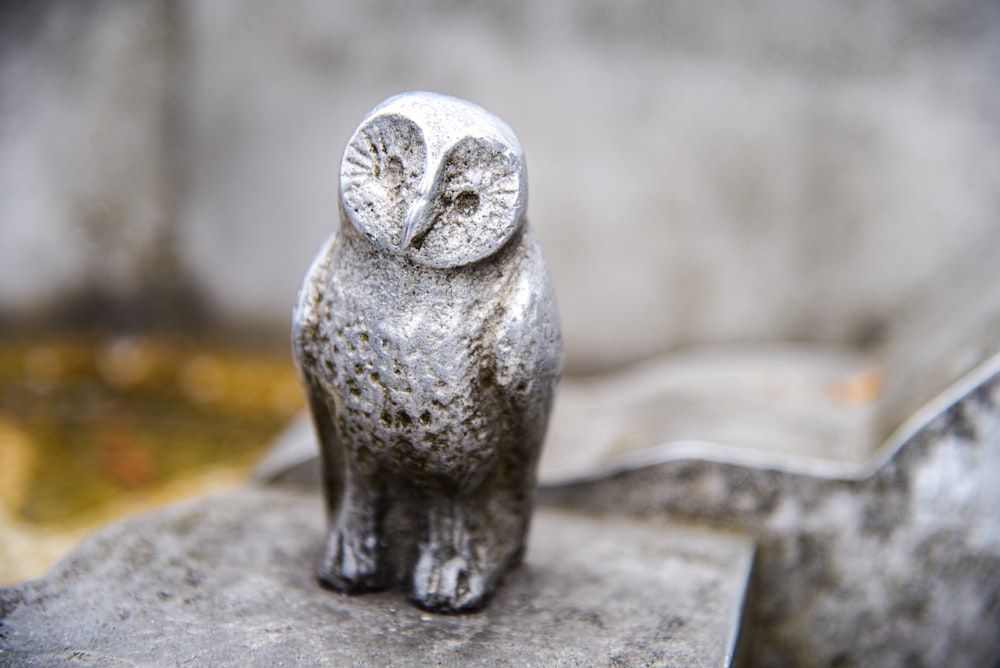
[292, 91, 561, 612]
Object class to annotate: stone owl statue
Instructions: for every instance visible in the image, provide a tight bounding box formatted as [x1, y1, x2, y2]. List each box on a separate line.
[292, 91, 562, 612]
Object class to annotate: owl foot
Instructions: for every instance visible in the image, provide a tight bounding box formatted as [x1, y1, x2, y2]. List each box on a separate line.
[316, 526, 386, 593]
[410, 546, 493, 613]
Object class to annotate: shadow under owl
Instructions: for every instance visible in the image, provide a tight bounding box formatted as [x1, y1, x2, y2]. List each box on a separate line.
[292, 91, 563, 613]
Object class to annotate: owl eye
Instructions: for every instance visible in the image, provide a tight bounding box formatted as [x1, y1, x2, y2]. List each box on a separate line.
[407, 138, 524, 268]
[377, 155, 404, 183]
[340, 114, 426, 252]
[453, 190, 480, 216]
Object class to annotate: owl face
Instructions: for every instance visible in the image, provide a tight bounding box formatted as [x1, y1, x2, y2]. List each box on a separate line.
[339, 92, 527, 269]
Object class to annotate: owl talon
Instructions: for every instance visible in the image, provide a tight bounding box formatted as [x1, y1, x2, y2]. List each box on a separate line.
[410, 550, 490, 613]
[316, 527, 386, 593]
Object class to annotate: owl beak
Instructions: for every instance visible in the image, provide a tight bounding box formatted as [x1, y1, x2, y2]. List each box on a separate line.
[401, 199, 431, 250]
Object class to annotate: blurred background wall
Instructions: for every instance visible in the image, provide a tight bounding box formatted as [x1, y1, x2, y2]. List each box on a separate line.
[1, 0, 999, 373]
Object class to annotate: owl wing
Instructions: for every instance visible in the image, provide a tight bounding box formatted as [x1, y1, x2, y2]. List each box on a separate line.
[291, 233, 346, 509]
[493, 232, 564, 458]
[292, 232, 338, 372]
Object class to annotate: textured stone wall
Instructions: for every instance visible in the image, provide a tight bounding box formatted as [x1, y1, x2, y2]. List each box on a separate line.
[0, 2, 175, 316]
[2, 0, 999, 371]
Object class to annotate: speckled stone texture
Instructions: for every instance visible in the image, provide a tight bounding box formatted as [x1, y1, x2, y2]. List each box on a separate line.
[0, 485, 753, 667]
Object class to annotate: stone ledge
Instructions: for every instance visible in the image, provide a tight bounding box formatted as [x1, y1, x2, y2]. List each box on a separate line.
[0, 485, 753, 667]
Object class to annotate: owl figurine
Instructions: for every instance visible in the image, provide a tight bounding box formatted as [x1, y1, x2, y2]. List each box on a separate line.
[292, 91, 562, 613]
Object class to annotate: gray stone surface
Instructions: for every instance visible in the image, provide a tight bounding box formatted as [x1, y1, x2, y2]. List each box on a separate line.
[0, 1, 176, 315]
[0, 486, 754, 667]
[141, 0, 1000, 371]
[541, 345, 879, 482]
[542, 356, 1000, 667]
[3, 1, 1000, 373]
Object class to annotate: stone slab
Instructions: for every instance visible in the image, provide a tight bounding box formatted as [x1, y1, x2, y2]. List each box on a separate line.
[0, 485, 753, 667]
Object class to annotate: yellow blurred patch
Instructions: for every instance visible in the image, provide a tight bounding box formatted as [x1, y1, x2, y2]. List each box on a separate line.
[0, 335, 305, 585]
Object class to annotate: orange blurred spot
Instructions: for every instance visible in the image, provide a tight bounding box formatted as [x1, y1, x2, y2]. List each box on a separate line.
[827, 369, 884, 407]
[97, 421, 154, 490]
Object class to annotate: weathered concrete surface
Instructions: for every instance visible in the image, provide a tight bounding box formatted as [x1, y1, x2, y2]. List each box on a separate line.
[176, 0, 1000, 370]
[541, 345, 880, 482]
[541, 358, 1000, 667]
[0, 486, 754, 667]
[0, 1, 179, 317]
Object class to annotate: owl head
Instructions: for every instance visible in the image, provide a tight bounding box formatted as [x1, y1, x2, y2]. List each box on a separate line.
[339, 91, 527, 269]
